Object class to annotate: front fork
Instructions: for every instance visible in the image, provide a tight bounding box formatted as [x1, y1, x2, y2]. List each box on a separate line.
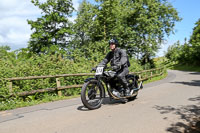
[95, 76, 106, 98]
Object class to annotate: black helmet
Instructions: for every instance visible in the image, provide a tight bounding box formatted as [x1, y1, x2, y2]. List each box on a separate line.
[108, 38, 118, 46]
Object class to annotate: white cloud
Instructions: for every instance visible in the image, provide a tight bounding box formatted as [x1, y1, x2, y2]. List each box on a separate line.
[0, 0, 42, 50]
[0, 0, 19, 11]
[0, 0, 81, 50]
[0, 17, 31, 49]
[0, 35, 5, 43]
[0, 0, 41, 18]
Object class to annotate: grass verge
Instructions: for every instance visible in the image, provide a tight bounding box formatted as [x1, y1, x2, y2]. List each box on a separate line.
[0, 94, 80, 111]
[169, 64, 200, 72]
[143, 70, 168, 84]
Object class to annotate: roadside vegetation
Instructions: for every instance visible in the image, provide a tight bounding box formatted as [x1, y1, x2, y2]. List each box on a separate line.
[0, 0, 181, 110]
[165, 18, 200, 72]
[165, 18, 200, 68]
[169, 64, 200, 72]
[0, 48, 166, 111]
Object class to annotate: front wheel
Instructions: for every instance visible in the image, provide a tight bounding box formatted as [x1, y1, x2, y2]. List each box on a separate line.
[81, 80, 103, 110]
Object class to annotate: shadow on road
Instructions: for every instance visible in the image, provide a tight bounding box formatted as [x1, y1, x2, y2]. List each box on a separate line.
[154, 96, 200, 133]
[171, 80, 200, 87]
[189, 72, 200, 75]
[77, 97, 130, 111]
[77, 106, 91, 111]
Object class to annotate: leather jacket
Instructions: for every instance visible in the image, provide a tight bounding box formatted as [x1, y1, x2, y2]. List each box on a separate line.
[99, 48, 128, 69]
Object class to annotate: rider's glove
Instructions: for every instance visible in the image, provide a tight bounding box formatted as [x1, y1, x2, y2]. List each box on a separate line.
[111, 65, 120, 71]
[91, 67, 97, 72]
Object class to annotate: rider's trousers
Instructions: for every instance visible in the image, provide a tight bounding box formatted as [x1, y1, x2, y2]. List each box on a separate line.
[116, 67, 129, 90]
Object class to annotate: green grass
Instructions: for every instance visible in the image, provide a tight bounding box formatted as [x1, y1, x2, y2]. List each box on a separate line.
[0, 94, 80, 111]
[143, 70, 168, 84]
[169, 64, 200, 72]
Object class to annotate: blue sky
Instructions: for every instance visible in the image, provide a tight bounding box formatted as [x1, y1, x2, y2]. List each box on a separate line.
[0, 0, 200, 57]
[157, 0, 200, 56]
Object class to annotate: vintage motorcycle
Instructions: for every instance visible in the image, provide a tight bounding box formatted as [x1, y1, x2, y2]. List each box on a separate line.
[81, 66, 143, 110]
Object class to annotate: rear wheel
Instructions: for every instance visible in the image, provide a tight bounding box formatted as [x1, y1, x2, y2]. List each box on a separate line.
[127, 76, 139, 101]
[81, 80, 103, 110]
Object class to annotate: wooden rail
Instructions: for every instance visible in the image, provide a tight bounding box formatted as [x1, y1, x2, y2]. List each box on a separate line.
[5, 67, 165, 97]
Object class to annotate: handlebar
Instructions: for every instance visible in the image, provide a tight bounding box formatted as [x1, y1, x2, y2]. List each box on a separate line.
[91, 66, 112, 72]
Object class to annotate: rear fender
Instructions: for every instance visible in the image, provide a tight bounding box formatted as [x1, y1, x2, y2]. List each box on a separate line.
[126, 74, 139, 88]
[126, 74, 139, 81]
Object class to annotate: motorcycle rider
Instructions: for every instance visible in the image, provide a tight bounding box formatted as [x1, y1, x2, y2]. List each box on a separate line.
[98, 38, 131, 96]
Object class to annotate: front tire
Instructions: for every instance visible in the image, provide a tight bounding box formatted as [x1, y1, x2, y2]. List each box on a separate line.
[81, 80, 103, 110]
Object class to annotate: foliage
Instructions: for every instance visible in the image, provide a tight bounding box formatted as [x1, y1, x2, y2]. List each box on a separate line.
[0, 0, 180, 110]
[165, 40, 182, 62]
[0, 48, 144, 110]
[0, 45, 15, 60]
[72, 0, 181, 61]
[170, 64, 200, 72]
[27, 0, 74, 54]
[143, 68, 167, 84]
[189, 18, 200, 65]
[26, 0, 181, 66]
[165, 19, 200, 66]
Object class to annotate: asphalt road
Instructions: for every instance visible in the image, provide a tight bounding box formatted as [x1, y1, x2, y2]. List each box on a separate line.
[0, 70, 200, 133]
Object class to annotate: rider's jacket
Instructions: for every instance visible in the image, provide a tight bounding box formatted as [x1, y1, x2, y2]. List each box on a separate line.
[99, 48, 128, 69]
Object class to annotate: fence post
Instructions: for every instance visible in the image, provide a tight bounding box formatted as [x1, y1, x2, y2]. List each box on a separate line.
[139, 74, 141, 81]
[56, 78, 62, 96]
[7, 81, 13, 93]
[160, 68, 162, 75]
[157, 68, 159, 75]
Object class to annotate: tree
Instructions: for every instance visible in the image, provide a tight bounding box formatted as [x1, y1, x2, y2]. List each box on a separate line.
[73, 0, 181, 62]
[124, 0, 181, 59]
[165, 41, 182, 63]
[165, 18, 200, 66]
[28, 0, 74, 54]
[189, 19, 200, 65]
[72, 0, 97, 49]
[0, 45, 15, 61]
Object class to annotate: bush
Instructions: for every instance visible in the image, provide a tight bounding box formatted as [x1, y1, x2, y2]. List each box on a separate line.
[0, 49, 146, 110]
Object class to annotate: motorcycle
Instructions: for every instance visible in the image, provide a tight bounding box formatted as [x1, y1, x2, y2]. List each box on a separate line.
[81, 66, 143, 110]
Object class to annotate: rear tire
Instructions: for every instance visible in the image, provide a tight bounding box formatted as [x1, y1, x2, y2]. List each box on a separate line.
[81, 80, 103, 110]
[126, 76, 139, 101]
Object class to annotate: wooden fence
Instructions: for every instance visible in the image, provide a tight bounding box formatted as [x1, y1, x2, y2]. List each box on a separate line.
[5, 67, 165, 97]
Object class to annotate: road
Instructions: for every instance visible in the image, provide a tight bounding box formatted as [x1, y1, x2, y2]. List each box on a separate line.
[0, 70, 200, 133]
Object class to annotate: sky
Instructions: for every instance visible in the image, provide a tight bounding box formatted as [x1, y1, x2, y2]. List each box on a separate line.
[0, 0, 200, 57]
[157, 0, 200, 56]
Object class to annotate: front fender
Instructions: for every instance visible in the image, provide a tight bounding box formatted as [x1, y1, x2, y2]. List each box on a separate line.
[83, 78, 106, 98]
[84, 77, 95, 83]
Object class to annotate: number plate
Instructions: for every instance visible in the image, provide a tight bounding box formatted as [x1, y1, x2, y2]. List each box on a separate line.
[95, 67, 104, 75]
